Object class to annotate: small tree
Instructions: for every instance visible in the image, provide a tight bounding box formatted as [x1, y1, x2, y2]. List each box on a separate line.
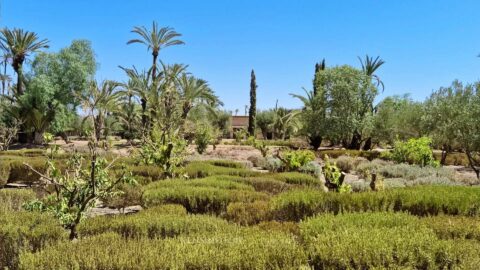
[195, 124, 212, 154]
[24, 132, 135, 240]
[248, 69, 257, 136]
[0, 119, 21, 151]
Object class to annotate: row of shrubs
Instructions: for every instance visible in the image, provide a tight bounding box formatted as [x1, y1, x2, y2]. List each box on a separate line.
[19, 230, 306, 269]
[300, 212, 480, 269]
[13, 211, 480, 269]
[270, 186, 480, 221]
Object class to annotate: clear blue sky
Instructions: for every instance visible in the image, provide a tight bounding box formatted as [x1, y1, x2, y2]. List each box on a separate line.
[2, 0, 480, 112]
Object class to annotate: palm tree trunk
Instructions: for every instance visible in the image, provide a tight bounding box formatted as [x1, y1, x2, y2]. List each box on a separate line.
[15, 64, 24, 96]
[2, 61, 6, 96]
[152, 51, 158, 81]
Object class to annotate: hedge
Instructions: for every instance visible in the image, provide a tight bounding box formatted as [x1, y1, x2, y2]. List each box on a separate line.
[300, 212, 480, 269]
[142, 184, 268, 214]
[78, 208, 232, 239]
[0, 210, 66, 270]
[184, 161, 260, 178]
[271, 186, 480, 221]
[268, 172, 320, 186]
[0, 189, 36, 211]
[20, 230, 307, 270]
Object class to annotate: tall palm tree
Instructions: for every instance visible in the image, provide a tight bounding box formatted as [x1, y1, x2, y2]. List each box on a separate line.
[358, 55, 385, 90]
[127, 21, 184, 81]
[121, 66, 151, 132]
[358, 55, 385, 150]
[0, 28, 49, 96]
[178, 74, 222, 120]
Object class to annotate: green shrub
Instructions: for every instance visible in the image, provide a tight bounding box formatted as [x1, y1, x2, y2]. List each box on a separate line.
[0, 149, 46, 157]
[225, 201, 270, 225]
[318, 149, 382, 160]
[268, 172, 320, 186]
[303, 225, 458, 269]
[355, 158, 390, 178]
[142, 181, 268, 214]
[205, 159, 247, 169]
[421, 215, 480, 241]
[78, 211, 232, 239]
[195, 125, 212, 154]
[103, 183, 144, 210]
[7, 159, 46, 184]
[20, 230, 307, 270]
[146, 177, 255, 191]
[392, 137, 438, 167]
[379, 163, 455, 181]
[265, 157, 283, 172]
[0, 189, 36, 211]
[128, 164, 164, 181]
[270, 186, 480, 221]
[144, 204, 188, 215]
[230, 176, 291, 194]
[0, 161, 10, 186]
[184, 161, 259, 178]
[280, 150, 315, 171]
[334, 155, 355, 172]
[256, 221, 300, 236]
[300, 212, 480, 269]
[0, 210, 66, 270]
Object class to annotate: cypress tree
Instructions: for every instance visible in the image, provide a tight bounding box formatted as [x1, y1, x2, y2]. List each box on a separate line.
[313, 58, 326, 96]
[248, 69, 257, 136]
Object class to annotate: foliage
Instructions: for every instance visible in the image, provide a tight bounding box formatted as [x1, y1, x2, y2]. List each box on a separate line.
[300, 213, 476, 269]
[225, 200, 270, 225]
[194, 124, 212, 154]
[137, 126, 187, 178]
[184, 161, 259, 178]
[78, 208, 232, 239]
[0, 210, 66, 270]
[323, 155, 351, 192]
[23, 133, 135, 239]
[0, 189, 36, 211]
[269, 172, 320, 186]
[278, 149, 315, 171]
[19, 229, 307, 270]
[270, 186, 480, 221]
[248, 69, 257, 136]
[142, 178, 268, 214]
[392, 137, 438, 167]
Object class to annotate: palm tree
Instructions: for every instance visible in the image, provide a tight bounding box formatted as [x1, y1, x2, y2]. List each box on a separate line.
[127, 21, 184, 81]
[82, 80, 122, 141]
[178, 74, 221, 120]
[121, 66, 151, 132]
[358, 55, 385, 150]
[0, 28, 49, 96]
[358, 55, 385, 90]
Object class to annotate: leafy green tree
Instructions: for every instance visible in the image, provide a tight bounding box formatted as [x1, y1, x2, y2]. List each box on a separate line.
[0, 28, 49, 96]
[423, 81, 463, 164]
[256, 109, 275, 139]
[313, 65, 378, 149]
[391, 137, 438, 167]
[248, 69, 257, 136]
[373, 95, 426, 145]
[24, 133, 135, 240]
